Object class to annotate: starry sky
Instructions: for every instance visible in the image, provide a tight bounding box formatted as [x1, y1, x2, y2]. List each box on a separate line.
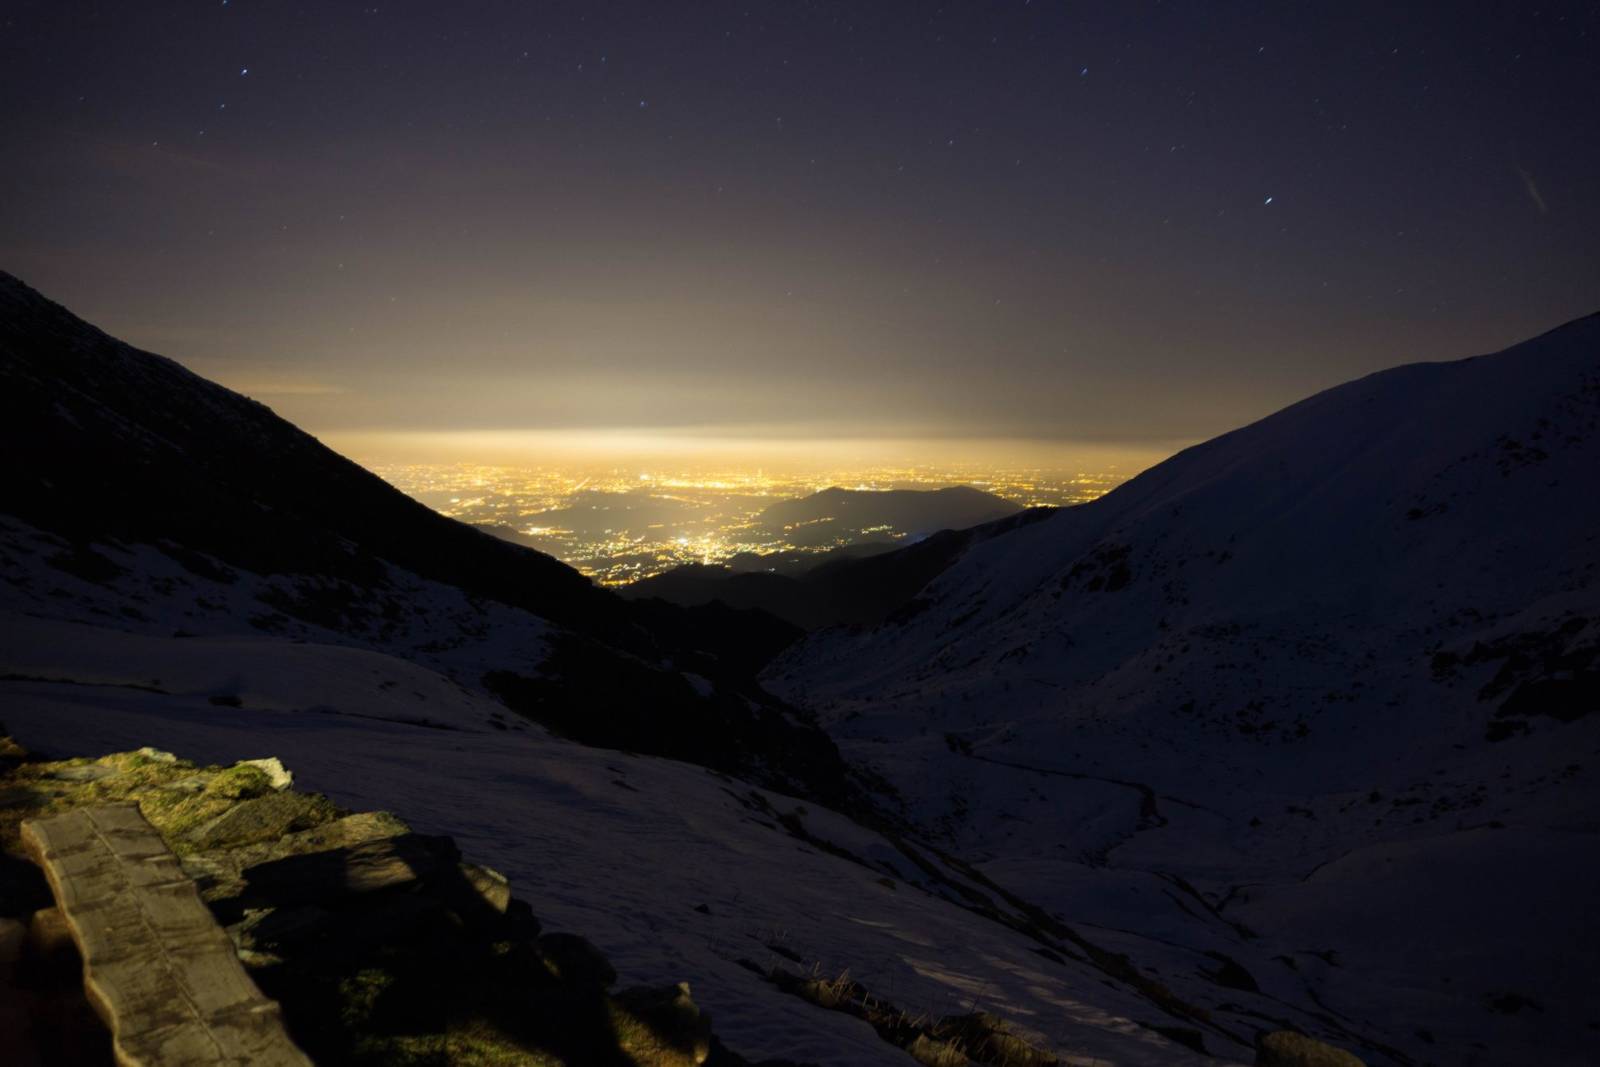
[2, 2, 1597, 466]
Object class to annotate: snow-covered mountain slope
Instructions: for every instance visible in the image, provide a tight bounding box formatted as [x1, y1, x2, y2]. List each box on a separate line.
[1, 613, 1253, 1066]
[0, 271, 847, 803]
[0, 271, 1327, 1064]
[5, 267, 1593, 1064]
[766, 314, 1600, 1065]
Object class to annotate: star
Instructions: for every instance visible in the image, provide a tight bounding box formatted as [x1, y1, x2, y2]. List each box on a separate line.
[1264, 196, 1274, 205]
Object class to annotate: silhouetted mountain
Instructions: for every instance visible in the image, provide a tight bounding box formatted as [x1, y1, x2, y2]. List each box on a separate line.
[0, 271, 853, 804]
[622, 507, 1058, 631]
[754, 485, 1020, 547]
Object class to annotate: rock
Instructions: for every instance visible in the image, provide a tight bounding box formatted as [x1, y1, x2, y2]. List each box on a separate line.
[228, 905, 333, 953]
[504, 897, 542, 940]
[239, 757, 294, 791]
[202, 763, 276, 801]
[459, 861, 512, 913]
[322, 891, 452, 950]
[44, 762, 117, 782]
[186, 790, 336, 850]
[241, 833, 460, 904]
[184, 811, 411, 900]
[906, 1034, 971, 1067]
[539, 932, 617, 989]
[265, 810, 410, 856]
[20, 804, 312, 1066]
[613, 981, 713, 1066]
[1257, 1030, 1367, 1067]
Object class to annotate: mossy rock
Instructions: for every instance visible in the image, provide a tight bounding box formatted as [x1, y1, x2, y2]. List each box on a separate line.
[4, 745, 745, 1067]
[0, 749, 338, 857]
[185, 791, 339, 851]
[201, 763, 276, 801]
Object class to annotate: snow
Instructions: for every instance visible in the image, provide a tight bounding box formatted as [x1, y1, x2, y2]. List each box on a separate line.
[765, 314, 1600, 1065]
[6, 264, 1598, 1063]
[0, 614, 1232, 1066]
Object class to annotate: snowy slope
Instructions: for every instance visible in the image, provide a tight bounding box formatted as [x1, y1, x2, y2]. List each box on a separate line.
[0, 270, 853, 804]
[5, 267, 1596, 1063]
[766, 314, 1600, 1065]
[0, 613, 1250, 1067]
[0, 272, 1283, 1063]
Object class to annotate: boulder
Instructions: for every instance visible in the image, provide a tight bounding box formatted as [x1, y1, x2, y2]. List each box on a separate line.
[539, 932, 617, 989]
[1257, 1030, 1367, 1067]
[241, 833, 460, 904]
[459, 861, 512, 913]
[186, 790, 336, 851]
[238, 757, 294, 791]
[228, 905, 332, 954]
[183, 811, 411, 900]
[201, 763, 276, 801]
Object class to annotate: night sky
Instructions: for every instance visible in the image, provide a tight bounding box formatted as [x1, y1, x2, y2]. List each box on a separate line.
[3, 2, 1597, 464]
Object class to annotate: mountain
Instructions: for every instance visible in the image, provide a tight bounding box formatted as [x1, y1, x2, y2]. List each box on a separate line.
[2, 272, 1291, 1066]
[622, 507, 1058, 631]
[7, 270, 1593, 1065]
[753, 485, 1021, 547]
[767, 313, 1600, 1064]
[0, 271, 848, 803]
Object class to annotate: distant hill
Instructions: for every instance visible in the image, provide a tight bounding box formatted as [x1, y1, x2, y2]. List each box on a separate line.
[754, 485, 1020, 547]
[622, 507, 1057, 631]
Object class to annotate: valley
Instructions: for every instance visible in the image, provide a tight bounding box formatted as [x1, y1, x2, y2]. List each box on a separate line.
[371, 463, 1128, 585]
[1, 272, 1596, 1065]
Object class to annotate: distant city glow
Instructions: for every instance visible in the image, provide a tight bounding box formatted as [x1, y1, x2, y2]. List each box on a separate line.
[366, 450, 1163, 585]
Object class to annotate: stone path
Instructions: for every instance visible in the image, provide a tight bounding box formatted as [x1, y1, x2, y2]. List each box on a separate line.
[21, 803, 310, 1066]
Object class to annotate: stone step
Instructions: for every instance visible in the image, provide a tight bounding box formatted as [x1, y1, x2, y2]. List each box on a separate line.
[21, 803, 310, 1067]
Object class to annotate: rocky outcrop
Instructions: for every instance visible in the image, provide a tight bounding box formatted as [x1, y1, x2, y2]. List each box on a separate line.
[0, 736, 781, 1066]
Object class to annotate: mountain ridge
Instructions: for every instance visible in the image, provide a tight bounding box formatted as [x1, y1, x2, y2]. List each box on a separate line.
[765, 309, 1600, 1064]
[4, 272, 1597, 1064]
[0, 270, 862, 806]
